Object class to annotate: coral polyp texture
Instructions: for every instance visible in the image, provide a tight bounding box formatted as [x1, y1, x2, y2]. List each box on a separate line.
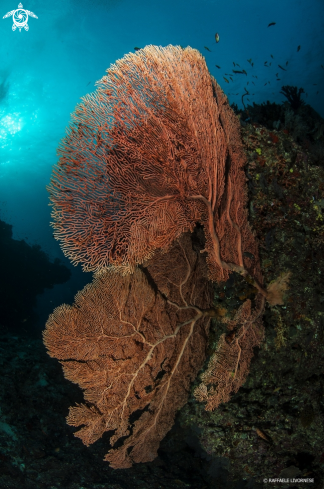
[47, 45, 262, 289]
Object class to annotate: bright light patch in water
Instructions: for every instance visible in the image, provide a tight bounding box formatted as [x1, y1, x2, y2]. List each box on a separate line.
[0, 113, 23, 139]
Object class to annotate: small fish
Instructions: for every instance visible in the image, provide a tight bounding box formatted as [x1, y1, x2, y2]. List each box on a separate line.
[215, 65, 221, 69]
[317, 91, 319, 94]
[264, 82, 268, 86]
[269, 62, 271, 66]
[278, 64, 287, 71]
[134, 47, 141, 51]
[270, 54, 274, 58]
[313, 84, 317, 86]
[86, 81, 91, 86]
[204, 46, 211, 52]
[233, 70, 244, 74]
[276, 73, 278, 77]
[322, 65, 324, 69]
[242, 69, 247, 75]
[252, 62, 254, 67]
[297, 45, 301, 52]
[247, 81, 249, 85]
[286, 61, 289, 66]
[252, 81, 255, 85]
[215, 33, 220, 43]
[247, 58, 252, 64]
[223, 77, 229, 83]
[276, 78, 281, 81]
[236, 63, 240, 67]
[268, 22, 276, 27]
[230, 76, 233, 81]
[264, 61, 268, 64]
[254, 427, 270, 442]
[233, 62, 236, 66]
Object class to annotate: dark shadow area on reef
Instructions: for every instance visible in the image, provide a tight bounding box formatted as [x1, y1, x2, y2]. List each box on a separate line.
[0, 217, 71, 336]
[232, 85, 324, 168]
[181, 90, 324, 488]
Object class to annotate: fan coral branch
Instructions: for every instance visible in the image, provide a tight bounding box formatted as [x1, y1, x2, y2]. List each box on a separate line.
[194, 294, 265, 410]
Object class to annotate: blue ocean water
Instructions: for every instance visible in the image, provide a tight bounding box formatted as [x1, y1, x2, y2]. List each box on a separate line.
[0, 0, 323, 327]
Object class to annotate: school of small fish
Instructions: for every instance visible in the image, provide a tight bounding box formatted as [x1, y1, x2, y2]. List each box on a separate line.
[196, 22, 320, 104]
[132, 22, 319, 106]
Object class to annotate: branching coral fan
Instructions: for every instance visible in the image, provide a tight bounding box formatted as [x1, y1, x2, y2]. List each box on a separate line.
[44, 232, 213, 468]
[47, 45, 261, 287]
[45, 45, 289, 468]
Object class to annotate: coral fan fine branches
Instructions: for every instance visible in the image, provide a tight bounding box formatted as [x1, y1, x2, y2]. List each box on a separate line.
[47, 45, 263, 295]
[43, 233, 213, 468]
[44, 45, 290, 469]
[194, 295, 265, 410]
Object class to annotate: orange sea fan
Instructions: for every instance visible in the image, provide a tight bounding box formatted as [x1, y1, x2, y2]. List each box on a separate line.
[44, 46, 292, 469]
[47, 45, 263, 294]
[43, 232, 214, 468]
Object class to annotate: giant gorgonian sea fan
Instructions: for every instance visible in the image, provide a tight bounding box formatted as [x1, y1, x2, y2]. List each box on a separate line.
[45, 45, 290, 468]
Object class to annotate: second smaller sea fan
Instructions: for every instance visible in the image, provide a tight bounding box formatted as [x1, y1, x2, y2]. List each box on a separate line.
[43, 233, 213, 468]
[194, 295, 265, 410]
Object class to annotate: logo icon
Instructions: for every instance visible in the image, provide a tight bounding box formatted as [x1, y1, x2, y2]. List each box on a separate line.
[3, 3, 38, 32]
